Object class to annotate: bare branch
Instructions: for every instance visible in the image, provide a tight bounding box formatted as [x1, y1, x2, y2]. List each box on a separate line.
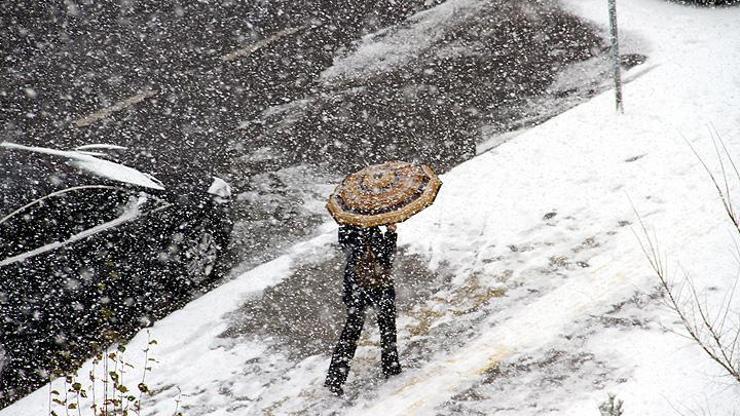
[684, 136, 740, 231]
[634, 134, 740, 385]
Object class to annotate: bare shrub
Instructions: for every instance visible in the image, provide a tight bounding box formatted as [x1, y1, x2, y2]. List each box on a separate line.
[47, 332, 182, 416]
[634, 130, 740, 384]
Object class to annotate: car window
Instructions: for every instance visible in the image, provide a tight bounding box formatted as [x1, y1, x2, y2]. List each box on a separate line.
[0, 187, 143, 260]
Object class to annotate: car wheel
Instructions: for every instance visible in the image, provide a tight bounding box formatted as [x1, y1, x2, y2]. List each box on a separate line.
[182, 231, 220, 284]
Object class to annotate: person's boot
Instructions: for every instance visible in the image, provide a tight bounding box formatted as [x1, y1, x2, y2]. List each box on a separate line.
[324, 378, 344, 396]
[382, 359, 402, 378]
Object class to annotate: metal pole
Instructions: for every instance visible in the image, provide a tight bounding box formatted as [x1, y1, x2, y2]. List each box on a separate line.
[608, 0, 624, 113]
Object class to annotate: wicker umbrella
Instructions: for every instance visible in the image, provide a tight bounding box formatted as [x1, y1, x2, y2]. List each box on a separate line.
[326, 161, 442, 227]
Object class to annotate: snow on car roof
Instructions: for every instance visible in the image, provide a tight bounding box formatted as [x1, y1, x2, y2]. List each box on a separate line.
[74, 144, 129, 151]
[0, 142, 165, 190]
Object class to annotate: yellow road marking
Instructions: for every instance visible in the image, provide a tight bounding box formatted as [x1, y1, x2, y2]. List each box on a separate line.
[74, 89, 157, 128]
[221, 26, 305, 62]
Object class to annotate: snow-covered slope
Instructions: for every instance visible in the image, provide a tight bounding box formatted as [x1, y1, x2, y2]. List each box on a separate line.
[5, 0, 740, 415]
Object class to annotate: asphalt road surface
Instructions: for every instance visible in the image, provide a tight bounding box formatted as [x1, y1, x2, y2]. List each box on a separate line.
[1, 0, 615, 267]
[1, 0, 443, 182]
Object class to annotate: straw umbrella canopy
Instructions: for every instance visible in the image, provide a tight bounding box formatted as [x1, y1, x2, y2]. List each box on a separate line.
[327, 161, 442, 228]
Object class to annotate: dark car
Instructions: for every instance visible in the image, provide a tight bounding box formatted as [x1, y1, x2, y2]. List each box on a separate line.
[0, 142, 233, 407]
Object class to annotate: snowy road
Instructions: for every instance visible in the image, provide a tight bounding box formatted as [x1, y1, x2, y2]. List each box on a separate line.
[0, 0, 616, 262]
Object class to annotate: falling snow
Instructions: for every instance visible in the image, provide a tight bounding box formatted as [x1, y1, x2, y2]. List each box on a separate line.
[2, 0, 740, 415]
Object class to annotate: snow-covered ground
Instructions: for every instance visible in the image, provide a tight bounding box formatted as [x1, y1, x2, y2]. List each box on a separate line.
[5, 0, 740, 414]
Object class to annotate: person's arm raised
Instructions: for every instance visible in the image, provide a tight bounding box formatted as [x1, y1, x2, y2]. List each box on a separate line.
[338, 226, 360, 254]
[382, 224, 398, 265]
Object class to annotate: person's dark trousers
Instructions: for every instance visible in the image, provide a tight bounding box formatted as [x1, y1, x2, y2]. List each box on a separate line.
[325, 288, 401, 392]
[325, 303, 366, 391]
[376, 289, 401, 376]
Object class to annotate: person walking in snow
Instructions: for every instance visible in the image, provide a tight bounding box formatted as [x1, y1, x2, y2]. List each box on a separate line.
[324, 161, 442, 395]
[324, 223, 402, 395]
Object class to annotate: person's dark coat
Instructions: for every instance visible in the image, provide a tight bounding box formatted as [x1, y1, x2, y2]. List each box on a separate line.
[325, 225, 401, 394]
[338, 225, 397, 306]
